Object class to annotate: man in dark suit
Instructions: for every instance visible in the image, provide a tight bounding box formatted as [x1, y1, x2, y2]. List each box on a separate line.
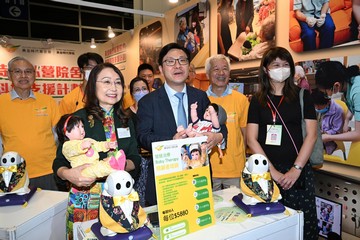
[137, 43, 227, 205]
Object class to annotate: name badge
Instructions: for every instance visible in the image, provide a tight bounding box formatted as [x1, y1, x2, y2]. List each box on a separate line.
[117, 127, 131, 138]
[265, 125, 282, 146]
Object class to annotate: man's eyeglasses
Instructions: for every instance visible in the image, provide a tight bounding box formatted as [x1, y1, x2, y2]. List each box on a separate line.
[163, 58, 189, 66]
[9, 69, 35, 77]
[97, 80, 122, 89]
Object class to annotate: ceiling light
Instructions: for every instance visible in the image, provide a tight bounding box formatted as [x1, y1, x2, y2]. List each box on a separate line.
[90, 38, 96, 48]
[108, 26, 115, 38]
[169, 0, 178, 3]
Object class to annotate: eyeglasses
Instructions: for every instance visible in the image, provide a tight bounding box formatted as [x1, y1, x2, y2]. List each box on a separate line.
[163, 58, 189, 66]
[9, 69, 35, 77]
[97, 80, 122, 89]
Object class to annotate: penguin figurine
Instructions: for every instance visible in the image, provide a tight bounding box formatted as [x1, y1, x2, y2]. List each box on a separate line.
[99, 170, 147, 237]
[0, 151, 30, 196]
[240, 154, 281, 205]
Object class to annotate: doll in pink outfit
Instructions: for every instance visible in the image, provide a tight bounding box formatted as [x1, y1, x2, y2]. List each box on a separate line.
[56, 114, 126, 178]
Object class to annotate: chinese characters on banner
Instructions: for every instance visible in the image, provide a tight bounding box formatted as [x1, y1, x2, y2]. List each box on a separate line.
[152, 136, 215, 239]
[0, 64, 82, 99]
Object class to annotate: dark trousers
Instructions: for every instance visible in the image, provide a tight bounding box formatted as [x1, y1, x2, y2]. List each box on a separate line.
[300, 13, 335, 51]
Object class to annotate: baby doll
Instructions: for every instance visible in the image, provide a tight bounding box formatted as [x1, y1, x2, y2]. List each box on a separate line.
[56, 114, 126, 178]
[182, 102, 227, 159]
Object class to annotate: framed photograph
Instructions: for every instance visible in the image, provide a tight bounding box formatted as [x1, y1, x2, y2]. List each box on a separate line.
[219, 0, 276, 62]
[289, 0, 360, 52]
[315, 196, 342, 239]
[139, 21, 162, 74]
[175, 2, 210, 66]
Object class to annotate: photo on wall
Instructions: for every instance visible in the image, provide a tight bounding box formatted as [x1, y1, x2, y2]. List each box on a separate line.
[315, 196, 342, 239]
[175, 1, 210, 67]
[139, 21, 162, 74]
[218, 0, 276, 62]
[289, 0, 360, 53]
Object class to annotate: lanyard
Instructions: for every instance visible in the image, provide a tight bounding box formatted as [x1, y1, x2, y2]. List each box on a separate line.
[267, 95, 284, 124]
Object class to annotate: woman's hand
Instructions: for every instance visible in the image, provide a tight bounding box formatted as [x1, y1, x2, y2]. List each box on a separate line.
[277, 167, 301, 190]
[57, 165, 96, 187]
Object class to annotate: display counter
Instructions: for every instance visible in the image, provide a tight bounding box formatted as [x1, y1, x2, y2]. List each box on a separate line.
[76, 187, 303, 240]
[0, 190, 68, 240]
[178, 187, 303, 240]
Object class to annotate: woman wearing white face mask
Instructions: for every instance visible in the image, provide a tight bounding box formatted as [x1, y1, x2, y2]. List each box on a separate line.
[247, 47, 318, 240]
[126, 76, 150, 207]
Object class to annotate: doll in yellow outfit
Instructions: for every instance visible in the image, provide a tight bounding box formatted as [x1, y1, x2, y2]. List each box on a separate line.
[56, 114, 126, 178]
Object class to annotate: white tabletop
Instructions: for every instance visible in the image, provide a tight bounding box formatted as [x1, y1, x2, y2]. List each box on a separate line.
[178, 187, 303, 240]
[0, 190, 68, 240]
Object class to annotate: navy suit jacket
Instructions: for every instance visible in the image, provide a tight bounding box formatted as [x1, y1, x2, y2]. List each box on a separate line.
[137, 85, 227, 151]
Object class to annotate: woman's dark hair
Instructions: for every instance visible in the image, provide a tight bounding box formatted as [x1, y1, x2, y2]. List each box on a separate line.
[84, 62, 128, 126]
[129, 77, 150, 97]
[315, 61, 360, 90]
[310, 88, 330, 105]
[256, 46, 298, 106]
[56, 114, 83, 144]
[158, 43, 190, 66]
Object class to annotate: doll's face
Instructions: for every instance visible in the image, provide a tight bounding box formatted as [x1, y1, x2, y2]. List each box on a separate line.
[66, 121, 85, 140]
[1, 151, 23, 167]
[104, 171, 134, 196]
[203, 107, 217, 121]
[246, 154, 269, 174]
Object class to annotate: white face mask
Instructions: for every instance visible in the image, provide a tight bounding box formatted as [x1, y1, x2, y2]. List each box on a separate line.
[84, 69, 91, 81]
[268, 67, 291, 83]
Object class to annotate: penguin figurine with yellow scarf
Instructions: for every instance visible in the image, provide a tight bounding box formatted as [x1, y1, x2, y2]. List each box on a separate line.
[0, 151, 30, 196]
[240, 153, 282, 205]
[97, 170, 151, 239]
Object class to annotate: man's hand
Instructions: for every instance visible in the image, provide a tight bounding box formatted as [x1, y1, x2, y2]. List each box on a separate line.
[203, 132, 222, 149]
[306, 17, 317, 27]
[316, 14, 326, 27]
[173, 128, 187, 139]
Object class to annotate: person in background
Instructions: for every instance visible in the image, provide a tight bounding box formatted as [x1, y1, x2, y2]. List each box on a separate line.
[59, 52, 104, 115]
[0, 56, 61, 190]
[310, 88, 344, 155]
[218, 0, 233, 56]
[125, 76, 150, 207]
[137, 43, 227, 206]
[177, 17, 191, 49]
[239, 14, 276, 61]
[350, 0, 360, 40]
[235, 0, 254, 38]
[123, 63, 155, 109]
[293, 0, 335, 51]
[186, 63, 196, 87]
[205, 54, 249, 191]
[247, 47, 318, 239]
[294, 65, 311, 91]
[52, 63, 141, 238]
[315, 61, 360, 143]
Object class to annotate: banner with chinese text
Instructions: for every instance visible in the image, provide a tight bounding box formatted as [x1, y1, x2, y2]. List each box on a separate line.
[152, 136, 215, 239]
